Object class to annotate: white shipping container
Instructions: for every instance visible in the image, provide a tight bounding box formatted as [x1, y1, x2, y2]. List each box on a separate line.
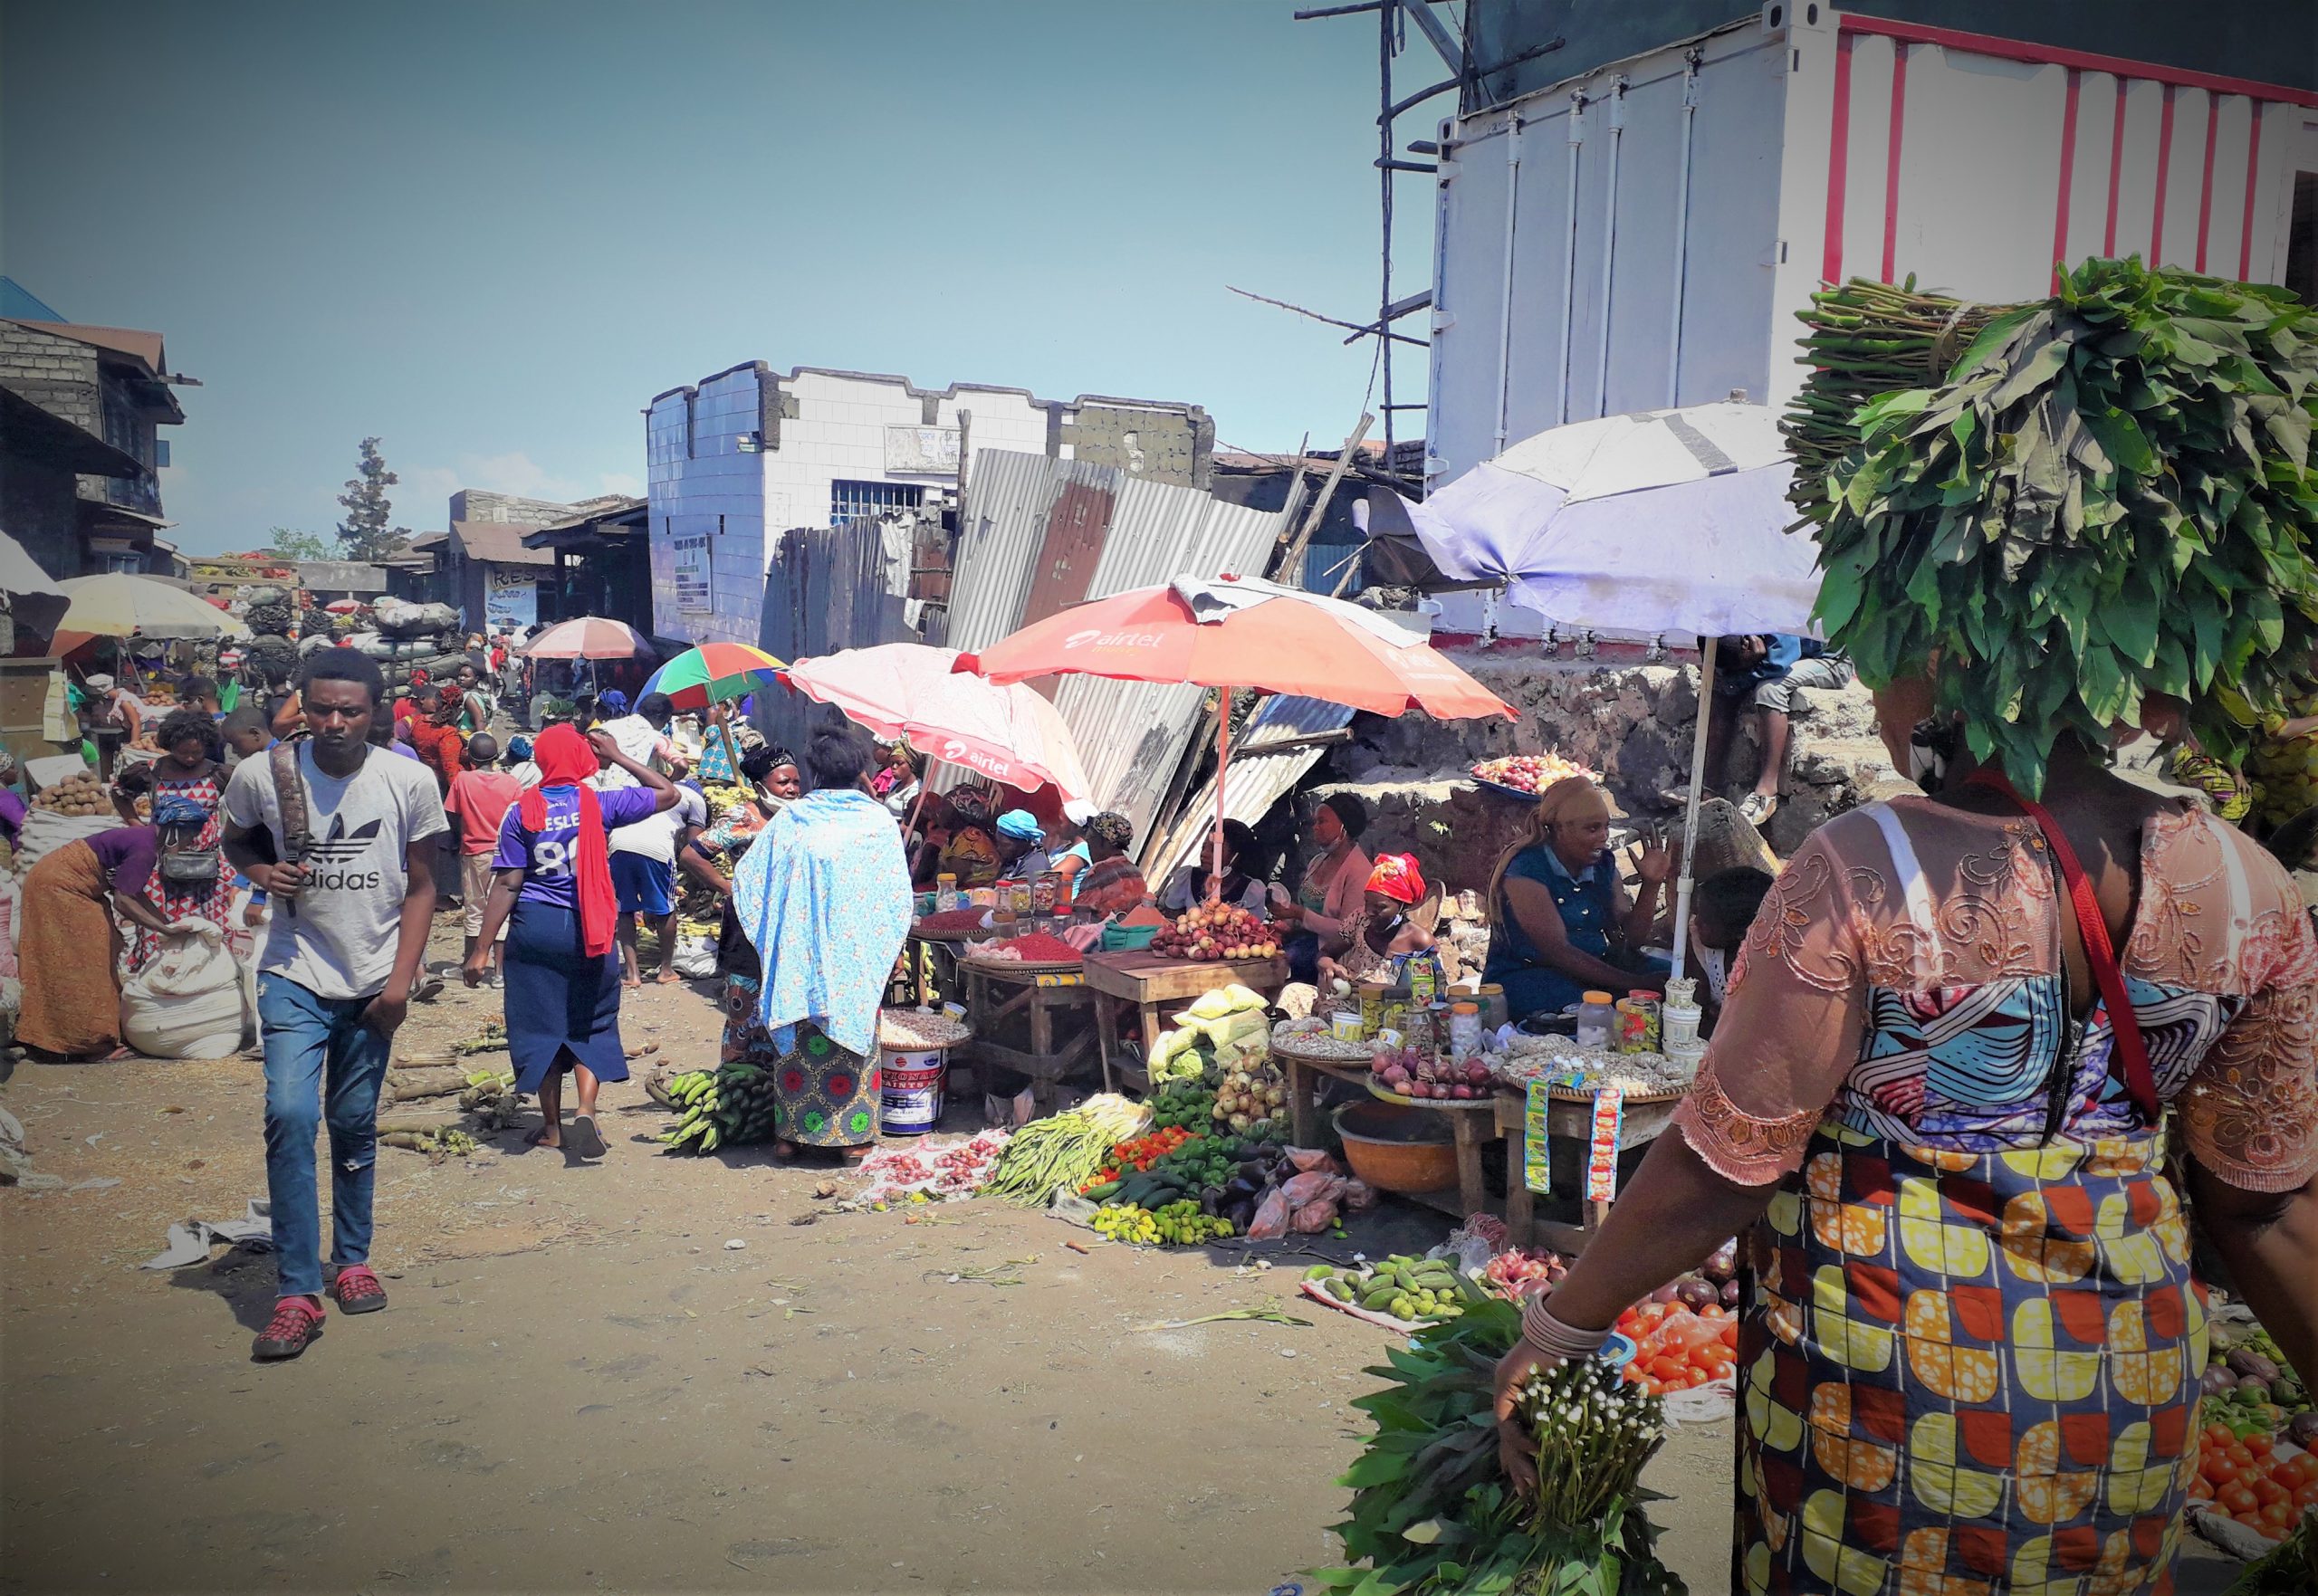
[1424, 3, 2318, 639]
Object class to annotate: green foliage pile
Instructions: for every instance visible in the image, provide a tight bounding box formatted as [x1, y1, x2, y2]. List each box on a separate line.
[1812, 258, 2318, 794]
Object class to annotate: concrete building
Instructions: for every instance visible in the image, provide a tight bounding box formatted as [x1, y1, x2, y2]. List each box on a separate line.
[643, 364, 1213, 646]
[439, 488, 637, 636]
[0, 311, 194, 579]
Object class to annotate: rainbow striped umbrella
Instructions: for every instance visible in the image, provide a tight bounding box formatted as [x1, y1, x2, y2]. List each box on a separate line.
[640, 641, 788, 711]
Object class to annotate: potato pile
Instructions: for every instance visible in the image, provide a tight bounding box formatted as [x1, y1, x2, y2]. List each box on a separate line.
[34, 772, 110, 817]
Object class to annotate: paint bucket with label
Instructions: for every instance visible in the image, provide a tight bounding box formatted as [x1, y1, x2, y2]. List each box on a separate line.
[878, 1044, 947, 1134]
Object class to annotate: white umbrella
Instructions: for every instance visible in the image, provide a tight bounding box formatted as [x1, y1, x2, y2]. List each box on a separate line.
[1396, 403, 1824, 983]
[1400, 401, 1820, 638]
[54, 573, 250, 641]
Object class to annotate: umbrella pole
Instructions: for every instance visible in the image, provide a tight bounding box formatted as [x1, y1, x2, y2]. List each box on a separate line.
[1668, 636, 1718, 986]
[1208, 694, 1231, 906]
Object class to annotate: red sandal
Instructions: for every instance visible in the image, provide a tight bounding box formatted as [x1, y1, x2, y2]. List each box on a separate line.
[253, 1296, 325, 1360]
[330, 1265, 388, 1314]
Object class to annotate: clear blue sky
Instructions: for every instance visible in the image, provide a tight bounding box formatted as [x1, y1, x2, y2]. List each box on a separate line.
[4, 0, 1442, 556]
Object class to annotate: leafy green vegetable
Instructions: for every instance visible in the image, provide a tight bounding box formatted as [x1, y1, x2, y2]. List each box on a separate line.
[1807, 259, 2318, 795]
[1307, 1282, 1683, 1595]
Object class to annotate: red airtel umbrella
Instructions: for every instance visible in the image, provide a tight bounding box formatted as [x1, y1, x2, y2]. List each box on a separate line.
[955, 575, 1513, 895]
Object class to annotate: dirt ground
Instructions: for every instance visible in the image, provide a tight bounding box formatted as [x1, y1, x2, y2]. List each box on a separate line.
[0, 915, 2241, 1594]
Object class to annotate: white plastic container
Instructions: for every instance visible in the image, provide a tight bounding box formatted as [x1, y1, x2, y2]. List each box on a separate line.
[1576, 990, 1615, 1051]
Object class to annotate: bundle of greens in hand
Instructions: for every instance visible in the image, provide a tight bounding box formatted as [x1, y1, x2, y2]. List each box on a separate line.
[1310, 1284, 1681, 1596]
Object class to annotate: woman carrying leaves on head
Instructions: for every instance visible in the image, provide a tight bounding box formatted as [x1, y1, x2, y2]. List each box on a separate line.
[1494, 261, 2318, 1594]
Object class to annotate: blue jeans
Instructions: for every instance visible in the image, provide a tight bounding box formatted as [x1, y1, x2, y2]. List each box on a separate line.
[257, 974, 392, 1300]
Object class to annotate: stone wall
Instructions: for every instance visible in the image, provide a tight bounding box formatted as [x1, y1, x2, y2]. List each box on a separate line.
[0, 323, 101, 434]
[1282, 645, 1903, 894]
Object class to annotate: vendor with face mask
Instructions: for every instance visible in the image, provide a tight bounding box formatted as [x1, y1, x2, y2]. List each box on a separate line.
[1482, 777, 1671, 1022]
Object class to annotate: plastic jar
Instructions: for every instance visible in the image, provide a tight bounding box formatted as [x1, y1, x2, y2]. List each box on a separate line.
[1475, 982, 1509, 1034]
[1358, 980, 1392, 1037]
[1576, 991, 1615, 1050]
[934, 873, 960, 913]
[1448, 1000, 1482, 1057]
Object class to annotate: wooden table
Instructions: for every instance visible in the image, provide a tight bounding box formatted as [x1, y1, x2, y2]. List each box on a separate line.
[958, 958, 1097, 1112]
[1493, 1090, 1680, 1255]
[1080, 951, 1290, 1094]
[1274, 1044, 1498, 1228]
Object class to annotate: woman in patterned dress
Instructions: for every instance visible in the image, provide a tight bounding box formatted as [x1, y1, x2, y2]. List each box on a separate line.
[125, 708, 234, 971]
[675, 745, 799, 977]
[1491, 704, 2318, 1594]
[728, 725, 912, 1163]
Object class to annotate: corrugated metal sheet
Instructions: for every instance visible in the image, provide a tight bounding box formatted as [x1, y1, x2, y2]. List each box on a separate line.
[930, 450, 1290, 836]
[927, 450, 1060, 652]
[1046, 471, 1288, 840]
[753, 518, 916, 753]
[1142, 695, 1356, 880]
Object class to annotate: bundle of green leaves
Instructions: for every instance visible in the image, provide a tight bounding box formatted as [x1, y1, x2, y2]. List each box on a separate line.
[1308, 1287, 1682, 1596]
[1813, 257, 2318, 794]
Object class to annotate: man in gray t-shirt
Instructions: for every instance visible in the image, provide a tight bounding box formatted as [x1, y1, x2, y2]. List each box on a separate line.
[223, 651, 446, 1362]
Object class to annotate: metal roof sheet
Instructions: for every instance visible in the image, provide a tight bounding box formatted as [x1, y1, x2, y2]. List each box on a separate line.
[931, 450, 1289, 833]
[1141, 694, 1357, 880]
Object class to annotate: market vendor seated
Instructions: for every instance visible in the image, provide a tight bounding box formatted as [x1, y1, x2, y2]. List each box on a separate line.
[1482, 777, 1671, 1021]
[994, 808, 1051, 878]
[936, 789, 1002, 890]
[1157, 819, 1269, 914]
[1317, 853, 1438, 989]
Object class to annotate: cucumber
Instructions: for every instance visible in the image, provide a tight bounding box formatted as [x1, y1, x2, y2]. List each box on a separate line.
[1324, 1277, 1355, 1303]
[1360, 1285, 1403, 1311]
[1084, 1180, 1124, 1202]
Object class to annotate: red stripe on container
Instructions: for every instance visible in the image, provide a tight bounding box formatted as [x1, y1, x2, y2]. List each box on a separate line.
[2052, 70, 2081, 292]
[2151, 84, 2176, 263]
[2195, 92, 2219, 271]
[1881, 44, 1910, 282]
[1834, 14, 2318, 109]
[1824, 32, 1855, 283]
[2238, 103, 2265, 280]
[2103, 81, 2129, 256]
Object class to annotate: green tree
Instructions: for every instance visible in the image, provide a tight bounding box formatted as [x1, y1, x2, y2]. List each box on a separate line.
[264, 527, 332, 561]
[335, 436, 412, 562]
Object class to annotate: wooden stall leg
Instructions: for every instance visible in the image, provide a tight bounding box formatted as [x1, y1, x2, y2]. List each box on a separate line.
[1287, 1057, 1317, 1148]
[1506, 1152, 1534, 1251]
[1091, 993, 1120, 1094]
[1452, 1114, 1487, 1226]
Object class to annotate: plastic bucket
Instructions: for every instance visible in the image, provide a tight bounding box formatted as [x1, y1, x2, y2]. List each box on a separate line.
[878, 1044, 947, 1134]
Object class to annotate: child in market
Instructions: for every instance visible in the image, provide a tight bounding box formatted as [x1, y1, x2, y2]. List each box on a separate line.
[1687, 866, 1773, 1027]
[444, 733, 523, 986]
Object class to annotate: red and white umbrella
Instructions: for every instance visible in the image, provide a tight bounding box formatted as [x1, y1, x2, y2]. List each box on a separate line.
[785, 643, 1093, 803]
[520, 616, 653, 660]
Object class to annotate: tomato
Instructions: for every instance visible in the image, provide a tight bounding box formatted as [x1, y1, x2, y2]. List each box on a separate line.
[2244, 1431, 2275, 1457]
[1700, 1304, 1727, 1320]
[2258, 1501, 2296, 1533]
[2219, 1482, 2260, 1516]
[2189, 1476, 2214, 1500]
[2235, 1510, 2268, 1533]
[2285, 1453, 2318, 1487]
[2252, 1474, 2292, 1508]
[2293, 1478, 2318, 1509]
[2205, 1422, 2237, 1448]
[2202, 1453, 2242, 1487]
[1720, 1322, 1740, 1349]
[2227, 1443, 2257, 1472]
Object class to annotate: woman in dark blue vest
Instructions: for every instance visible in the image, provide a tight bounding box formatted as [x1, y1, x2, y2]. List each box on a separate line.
[1482, 777, 1671, 1022]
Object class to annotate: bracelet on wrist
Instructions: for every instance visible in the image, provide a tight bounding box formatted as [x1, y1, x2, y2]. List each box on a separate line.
[1520, 1294, 1614, 1362]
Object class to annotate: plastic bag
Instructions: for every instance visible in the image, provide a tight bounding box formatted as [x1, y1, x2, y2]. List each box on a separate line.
[1341, 1178, 1378, 1211]
[1284, 1147, 1341, 1175]
[673, 929, 719, 980]
[1246, 1187, 1292, 1241]
[1279, 1171, 1347, 1209]
[1289, 1198, 1339, 1234]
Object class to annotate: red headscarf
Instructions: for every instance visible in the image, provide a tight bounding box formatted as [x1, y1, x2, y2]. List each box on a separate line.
[1364, 853, 1426, 906]
[517, 724, 617, 958]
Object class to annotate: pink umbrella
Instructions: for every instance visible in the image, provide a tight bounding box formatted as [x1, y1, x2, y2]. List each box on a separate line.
[784, 643, 1094, 803]
[520, 616, 653, 660]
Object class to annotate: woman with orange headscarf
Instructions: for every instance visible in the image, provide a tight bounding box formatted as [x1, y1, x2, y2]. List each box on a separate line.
[1317, 852, 1440, 989]
[465, 724, 675, 1160]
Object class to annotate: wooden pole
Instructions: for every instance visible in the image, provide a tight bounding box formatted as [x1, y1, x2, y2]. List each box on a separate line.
[1208, 694, 1231, 905]
[1278, 413, 1375, 583]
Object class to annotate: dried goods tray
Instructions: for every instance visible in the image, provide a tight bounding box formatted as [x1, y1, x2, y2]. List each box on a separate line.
[1470, 773, 1548, 802]
[958, 951, 1086, 975]
[1269, 1034, 1376, 1066]
[910, 917, 1000, 941]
